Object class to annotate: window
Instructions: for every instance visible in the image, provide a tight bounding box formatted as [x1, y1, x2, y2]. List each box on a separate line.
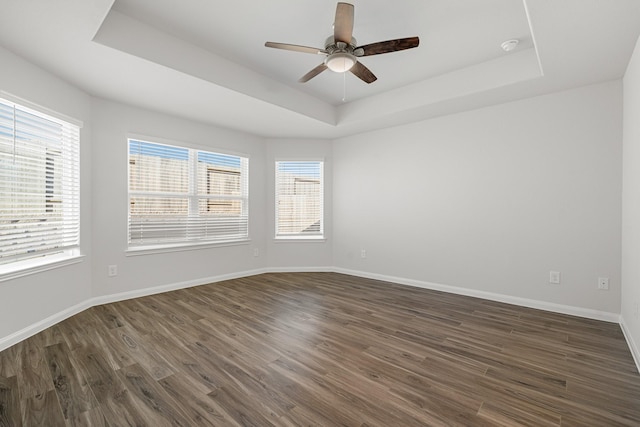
[0, 97, 80, 265]
[275, 161, 324, 239]
[128, 139, 248, 248]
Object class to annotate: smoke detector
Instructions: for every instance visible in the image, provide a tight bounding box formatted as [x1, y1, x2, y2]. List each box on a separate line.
[501, 39, 519, 52]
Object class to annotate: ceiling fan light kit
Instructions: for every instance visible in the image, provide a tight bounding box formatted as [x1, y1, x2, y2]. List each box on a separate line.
[324, 36, 358, 72]
[326, 52, 356, 72]
[265, 2, 419, 84]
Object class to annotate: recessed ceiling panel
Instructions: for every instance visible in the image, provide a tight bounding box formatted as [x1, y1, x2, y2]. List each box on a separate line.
[2, 0, 638, 138]
[111, 0, 536, 105]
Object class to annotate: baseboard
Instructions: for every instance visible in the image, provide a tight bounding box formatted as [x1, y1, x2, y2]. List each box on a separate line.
[264, 266, 334, 273]
[620, 315, 640, 373]
[0, 299, 93, 352]
[0, 266, 623, 353]
[333, 267, 620, 323]
[91, 268, 269, 306]
[0, 268, 268, 353]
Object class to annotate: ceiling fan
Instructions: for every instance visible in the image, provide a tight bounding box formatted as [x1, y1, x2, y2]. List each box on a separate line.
[265, 2, 419, 84]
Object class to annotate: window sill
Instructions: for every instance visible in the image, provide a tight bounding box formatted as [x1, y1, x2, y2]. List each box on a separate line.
[126, 239, 251, 257]
[273, 237, 327, 243]
[0, 252, 85, 283]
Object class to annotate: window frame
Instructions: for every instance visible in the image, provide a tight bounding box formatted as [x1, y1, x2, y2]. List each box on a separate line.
[275, 159, 325, 240]
[0, 93, 82, 280]
[126, 137, 249, 253]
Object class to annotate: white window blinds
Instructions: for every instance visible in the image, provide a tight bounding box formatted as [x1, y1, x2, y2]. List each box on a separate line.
[0, 98, 80, 264]
[275, 161, 324, 238]
[128, 139, 249, 247]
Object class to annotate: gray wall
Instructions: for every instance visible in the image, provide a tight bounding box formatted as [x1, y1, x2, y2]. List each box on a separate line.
[622, 34, 640, 364]
[0, 41, 634, 366]
[90, 98, 267, 299]
[334, 81, 623, 317]
[0, 45, 93, 340]
[265, 139, 333, 270]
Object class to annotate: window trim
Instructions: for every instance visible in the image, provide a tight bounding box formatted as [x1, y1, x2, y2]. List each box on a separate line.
[0, 91, 83, 128]
[275, 159, 325, 240]
[125, 239, 251, 257]
[127, 136, 249, 250]
[0, 252, 84, 283]
[0, 94, 82, 272]
[272, 237, 327, 243]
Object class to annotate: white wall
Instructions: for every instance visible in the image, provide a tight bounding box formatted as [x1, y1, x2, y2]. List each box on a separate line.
[622, 35, 640, 363]
[0, 42, 632, 354]
[265, 139, 333, 269]
[90, 98, 267, 299]
[0, 46, 93, 340]
[334, 81, 623, 317]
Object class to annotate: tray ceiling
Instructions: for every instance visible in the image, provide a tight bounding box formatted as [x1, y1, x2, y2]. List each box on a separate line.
[0, 0, 638, 138]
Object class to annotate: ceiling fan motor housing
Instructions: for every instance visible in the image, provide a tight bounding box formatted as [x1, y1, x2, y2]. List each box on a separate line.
[324, 36, 361, 72]
[324, 36, 363, 56]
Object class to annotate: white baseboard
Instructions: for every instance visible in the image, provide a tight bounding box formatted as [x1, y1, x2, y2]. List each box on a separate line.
[333, 267, 620, 323]
[0, 266, 624, 353]
[91, 268, 268, 306]
[0, 268, 268, 353]
[264, 266, 334, 273]
[0, 299, 93, 352]
[620, 315, 640, 373]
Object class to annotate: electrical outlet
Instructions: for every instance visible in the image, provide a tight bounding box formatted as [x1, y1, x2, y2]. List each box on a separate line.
[549, 271, 560, 284]
[360, 249, 367, 259]
[597, 277, 609, 290]
[253, 248, 259, 257]
[108, 264, 118, 277]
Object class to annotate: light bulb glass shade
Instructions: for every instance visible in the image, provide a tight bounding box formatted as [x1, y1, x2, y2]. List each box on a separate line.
[325, 52, 356, 73]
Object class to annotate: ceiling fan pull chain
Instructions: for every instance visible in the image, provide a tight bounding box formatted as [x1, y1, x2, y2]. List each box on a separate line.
[342, 71, 347, 102]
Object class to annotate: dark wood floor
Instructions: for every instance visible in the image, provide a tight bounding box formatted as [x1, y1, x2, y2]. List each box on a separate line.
[1, 272, 639, 426]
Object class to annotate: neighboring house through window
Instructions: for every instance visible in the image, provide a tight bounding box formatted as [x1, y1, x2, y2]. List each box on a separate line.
[128, 139, 249, 248]
[275, 160, 324, 239]
[0, 97, 80, 268]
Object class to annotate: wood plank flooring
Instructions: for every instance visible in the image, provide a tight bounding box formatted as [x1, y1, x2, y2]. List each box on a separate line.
[1, 272, 639, 426]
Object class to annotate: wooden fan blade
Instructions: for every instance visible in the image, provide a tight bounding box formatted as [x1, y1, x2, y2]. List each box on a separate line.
[357, 37, 420, 56]
[265, 42, 326, 55]
[334, 2, 354, 44]
[299, 63, 328, 83]
[350, 61, 377, 84]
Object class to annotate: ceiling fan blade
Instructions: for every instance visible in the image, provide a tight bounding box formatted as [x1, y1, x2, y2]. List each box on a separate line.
[299, 63, 328, 83]
[265, 42, 326, 55]
[350, 61, 377, 84]
[334, 2, 354, 44]
[356, 37, 420, 56]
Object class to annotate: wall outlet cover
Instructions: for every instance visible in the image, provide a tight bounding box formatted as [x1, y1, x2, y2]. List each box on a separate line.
[598, 277, 609, 290]
[108, 265, 118, 277]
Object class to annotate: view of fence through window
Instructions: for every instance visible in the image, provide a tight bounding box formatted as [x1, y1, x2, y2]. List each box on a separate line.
[128, 139, 248, 246]
[275, 161, 323, 237]
[0, 98, 80, 264]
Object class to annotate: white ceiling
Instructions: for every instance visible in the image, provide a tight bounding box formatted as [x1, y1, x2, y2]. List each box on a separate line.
[0, 0, 639, 139]
[111, 0, 534, 105]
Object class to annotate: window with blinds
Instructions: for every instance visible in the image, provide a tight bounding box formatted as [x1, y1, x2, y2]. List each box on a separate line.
[128, 139, 248, 247]
[275, 161, 324, 238]
[0, 97, 80, 265]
